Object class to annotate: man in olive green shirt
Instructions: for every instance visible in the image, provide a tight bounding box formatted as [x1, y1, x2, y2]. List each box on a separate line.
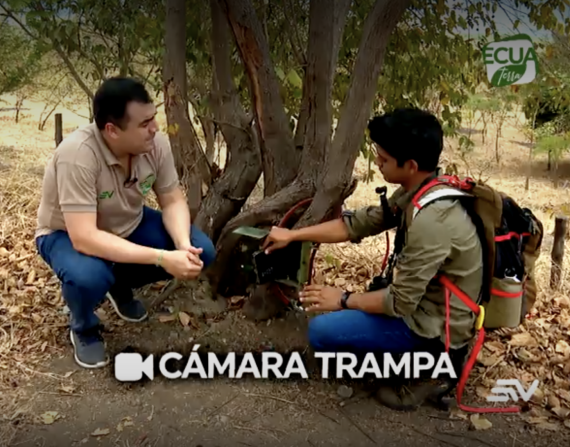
[262, 108, 483, 410]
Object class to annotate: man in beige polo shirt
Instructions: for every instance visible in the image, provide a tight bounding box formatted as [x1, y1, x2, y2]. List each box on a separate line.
[35, 77, 216, 369]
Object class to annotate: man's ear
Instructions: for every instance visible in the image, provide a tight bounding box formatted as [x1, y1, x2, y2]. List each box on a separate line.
[104, 123, 120, 139]
[407, 159, 419, 174]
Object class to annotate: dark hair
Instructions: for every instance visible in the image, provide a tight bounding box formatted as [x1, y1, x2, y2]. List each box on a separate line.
[367, 108, 443, 172]
[93, 77, 152, 130]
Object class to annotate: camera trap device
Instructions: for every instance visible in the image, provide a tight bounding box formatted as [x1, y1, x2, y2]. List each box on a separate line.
[232, 226, 314, 309]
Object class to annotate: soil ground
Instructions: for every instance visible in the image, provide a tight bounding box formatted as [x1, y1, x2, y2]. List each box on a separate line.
[5, 294, 570, 447]
[1, 96, 570, 446]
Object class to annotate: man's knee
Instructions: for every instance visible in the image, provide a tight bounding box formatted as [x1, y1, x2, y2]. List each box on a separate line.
[191, 225, 217, 267]
[62, 257, 115, 298]
[37, 231, 114, 295]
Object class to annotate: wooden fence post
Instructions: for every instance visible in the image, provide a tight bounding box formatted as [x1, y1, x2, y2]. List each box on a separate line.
[55, 113, 63, 147]
[550, 215, 568, 290]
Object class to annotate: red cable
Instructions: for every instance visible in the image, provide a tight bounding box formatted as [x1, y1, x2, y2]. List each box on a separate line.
[272, 198, 343, 306]
[272, 198, 315, 308]
[278, 198, 313, 227]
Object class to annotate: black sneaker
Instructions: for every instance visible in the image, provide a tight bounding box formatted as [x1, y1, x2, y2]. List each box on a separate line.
[106, 292, 148, 322]
[70, 326, 109, 369]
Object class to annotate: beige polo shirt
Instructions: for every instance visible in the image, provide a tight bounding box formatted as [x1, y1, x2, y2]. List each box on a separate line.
[35, 123, 180, 239]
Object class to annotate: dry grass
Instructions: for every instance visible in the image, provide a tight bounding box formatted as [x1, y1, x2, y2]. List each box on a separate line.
[0, 97, 569, 438]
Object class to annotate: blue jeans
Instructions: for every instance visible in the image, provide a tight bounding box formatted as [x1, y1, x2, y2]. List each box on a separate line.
[308, 309, 442, 355]
[36, 206, 216, 334]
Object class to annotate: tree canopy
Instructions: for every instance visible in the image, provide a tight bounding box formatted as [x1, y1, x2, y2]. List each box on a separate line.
[1, 0, 569, 311]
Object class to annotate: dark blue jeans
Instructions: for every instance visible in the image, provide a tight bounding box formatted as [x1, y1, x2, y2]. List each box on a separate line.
[36, 206, 216, 334]
[308, 309, 442, 355]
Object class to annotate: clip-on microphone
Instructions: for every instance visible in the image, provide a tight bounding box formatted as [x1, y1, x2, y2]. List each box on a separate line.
[124, 176, 138, 188]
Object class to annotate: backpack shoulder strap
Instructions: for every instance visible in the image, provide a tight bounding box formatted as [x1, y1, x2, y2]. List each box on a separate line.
[404, 175, 489, 304]
[411, 186, 472, 220]
[406, 175, 475, 226]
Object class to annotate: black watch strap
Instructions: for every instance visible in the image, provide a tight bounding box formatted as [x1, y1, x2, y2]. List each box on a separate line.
[340, 291, 352, 309]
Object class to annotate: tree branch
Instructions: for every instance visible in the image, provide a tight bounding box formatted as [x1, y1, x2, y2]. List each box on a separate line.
[283, 0, 307, 67]
[4, 2, 97, 99]
[194, 0, 262, 242]
[163, 0, 205, 217]
[53, 46, 95, 100]
[0, 5, 39, 41]
[296, 0, 351, 183]
[219, 0, 300, 196]
[301, 0, 413, 225]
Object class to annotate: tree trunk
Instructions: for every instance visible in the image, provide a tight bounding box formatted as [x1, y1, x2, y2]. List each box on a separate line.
[208, 0, 390, 318]
[14, 96, 24, 123]
[209, 0, 349, 272]
[204, 0, 411, 321]
[219, 0, 301, 196]
[292, 0, 349, 153]
[193, 0, 262, 243]
[525, 110, 537, 191]
[298, 0, 413, 227]
[39, 101, 60, 131]
[494, 127, 500, 163]
[525, 145, 532, 191]
[201, 116, 217, 164]
[163, 0, 205, 218]
[295, 0, 352, 183]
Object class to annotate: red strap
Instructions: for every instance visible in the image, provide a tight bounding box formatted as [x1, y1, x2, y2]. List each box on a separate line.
[439, 275, 479, 313]
[440, 275, 521, 413]
[444, 287, 450, 352]
[495, 232, 531, 242]
[412, 175, 474, 209]
[490, 288, 524, 298]
[410, 178, 524, 412]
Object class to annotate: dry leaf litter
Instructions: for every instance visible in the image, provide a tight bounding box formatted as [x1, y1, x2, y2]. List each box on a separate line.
[314, 227, 570, 432]
[1, 116, 570, 444]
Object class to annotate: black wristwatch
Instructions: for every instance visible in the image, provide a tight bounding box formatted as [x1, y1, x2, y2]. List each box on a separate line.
[340, 291, 352, 309]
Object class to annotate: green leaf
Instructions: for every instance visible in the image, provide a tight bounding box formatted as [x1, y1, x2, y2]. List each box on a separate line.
[275, 66, 285, 81]
[286, 69, 303, 89]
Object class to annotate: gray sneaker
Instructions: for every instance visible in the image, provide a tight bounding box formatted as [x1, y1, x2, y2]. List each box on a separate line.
[106, 292, 148, 322]
[69, 327, 109, 369]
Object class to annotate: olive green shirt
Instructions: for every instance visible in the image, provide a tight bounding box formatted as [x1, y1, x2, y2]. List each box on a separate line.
[342, 176, 483, 349]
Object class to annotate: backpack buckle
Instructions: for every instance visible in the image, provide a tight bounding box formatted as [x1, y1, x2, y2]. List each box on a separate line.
[475, 305, 485, 330]
[437, 175, 475, 191]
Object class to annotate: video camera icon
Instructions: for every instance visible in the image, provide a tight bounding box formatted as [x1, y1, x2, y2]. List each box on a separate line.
[114, 353, 154, 381]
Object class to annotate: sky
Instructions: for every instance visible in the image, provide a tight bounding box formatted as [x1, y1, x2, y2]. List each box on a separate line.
[454, 0, 568, 41]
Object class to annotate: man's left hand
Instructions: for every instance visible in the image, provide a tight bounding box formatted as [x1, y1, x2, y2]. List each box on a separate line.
[299, 285, 343, 312]
[177, 243, 203, 267]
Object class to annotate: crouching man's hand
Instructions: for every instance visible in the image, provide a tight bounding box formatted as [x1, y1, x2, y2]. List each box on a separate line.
[161, 250, 203, 280]
[299, 285, 344, 312]
[176, 242, 204, 267]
